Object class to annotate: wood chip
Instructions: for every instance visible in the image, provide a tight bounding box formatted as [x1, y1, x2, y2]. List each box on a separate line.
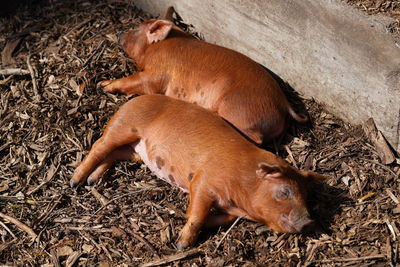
[1, 38, 22, 65]
[385, 188, 400, 204]
[140, 249, 201, 267]
[1, 1, 399, 265]
[363, 118, 395, 164]
[0, 212, 37, 240]
[0, 68, 30, 75]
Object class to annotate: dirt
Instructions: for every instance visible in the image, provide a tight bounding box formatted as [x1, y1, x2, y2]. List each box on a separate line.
[0, 0, 399, 266]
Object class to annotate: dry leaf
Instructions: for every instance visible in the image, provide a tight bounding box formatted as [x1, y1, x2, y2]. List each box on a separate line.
[77, 82, 86, 96]
[341, 176, 351, 186]
[0, 182, 9, 193]
[69, 78, 78, 91]
[66, 251, 82, 267]
[57, 245, 73, 257]
[1, 37, 22, 65]
[363, 118, 395, 164]
[106, 33, 118, 43]
[99, 261, 110, 267]
[393, 205, 400, 214]
[82, 244, 94, 253]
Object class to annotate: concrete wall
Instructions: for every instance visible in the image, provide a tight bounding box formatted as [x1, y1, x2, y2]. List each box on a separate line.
[134, 0, 400, 152]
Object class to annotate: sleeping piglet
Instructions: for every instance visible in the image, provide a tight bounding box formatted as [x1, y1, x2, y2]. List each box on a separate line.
[70, 95, 324, 249]
[99, 7, 307, 144]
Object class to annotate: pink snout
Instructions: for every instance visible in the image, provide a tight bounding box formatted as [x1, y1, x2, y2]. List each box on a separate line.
[280, 209, 314, 233]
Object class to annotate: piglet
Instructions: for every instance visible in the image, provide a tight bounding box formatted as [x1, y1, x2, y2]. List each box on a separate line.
[99, 7, 308, 144]
[71, 95, 324, 249]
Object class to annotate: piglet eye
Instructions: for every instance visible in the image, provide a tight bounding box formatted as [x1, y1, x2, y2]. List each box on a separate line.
[274, 185, 293, 201]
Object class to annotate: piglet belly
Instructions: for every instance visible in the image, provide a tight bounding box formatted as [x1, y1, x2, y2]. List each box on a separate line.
[132, 140, 188, 192]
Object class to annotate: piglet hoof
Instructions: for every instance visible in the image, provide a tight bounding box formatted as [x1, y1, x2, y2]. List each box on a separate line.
[69, 179, 79, 188]
[176, 240, 189, 251]
[97, 80, 114, 92]
[176, 233, 197, 250]
[86, 176, 96, 186]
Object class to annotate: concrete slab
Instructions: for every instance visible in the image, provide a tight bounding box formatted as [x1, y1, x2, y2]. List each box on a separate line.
[134, 0, 400, 152]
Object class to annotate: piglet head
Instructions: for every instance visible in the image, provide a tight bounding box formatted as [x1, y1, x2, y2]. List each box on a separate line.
[118, 19, 179, 61]
[252, 163, 325, 233]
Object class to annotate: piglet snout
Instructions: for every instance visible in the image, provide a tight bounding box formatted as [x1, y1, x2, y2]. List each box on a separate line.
[281, 210, 314, 233]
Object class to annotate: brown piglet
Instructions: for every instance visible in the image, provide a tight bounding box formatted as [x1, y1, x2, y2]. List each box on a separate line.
[71, 95, 324, 249]
[99, 7, 307, 144]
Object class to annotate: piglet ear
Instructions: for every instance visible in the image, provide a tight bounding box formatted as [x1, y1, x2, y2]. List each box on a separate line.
[301, 170, 326, 183]
[146, 20, 173, 44]
[256, 162, 284, 179]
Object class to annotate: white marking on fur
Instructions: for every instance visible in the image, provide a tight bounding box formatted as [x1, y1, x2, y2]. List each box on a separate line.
[132, 140, 187, 192]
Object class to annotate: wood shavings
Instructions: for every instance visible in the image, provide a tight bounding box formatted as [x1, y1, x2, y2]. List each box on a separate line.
[0, 0, 399, 266]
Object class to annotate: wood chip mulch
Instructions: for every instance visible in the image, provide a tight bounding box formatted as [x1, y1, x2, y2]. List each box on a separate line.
[0, 0, 399, 266]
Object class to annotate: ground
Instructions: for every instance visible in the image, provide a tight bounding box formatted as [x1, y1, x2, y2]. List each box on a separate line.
[344, 0, 400, 39]
[0, 0, 399, 266]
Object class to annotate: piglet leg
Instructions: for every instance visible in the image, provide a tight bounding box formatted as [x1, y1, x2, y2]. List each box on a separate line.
[203, 214, 236, 228]
[177, 174, 214, 249]
[70, 115, 140, 187]
[242, 129, 263, 145]
[98, 72, 160, 96]
[86, 145, 137, 185]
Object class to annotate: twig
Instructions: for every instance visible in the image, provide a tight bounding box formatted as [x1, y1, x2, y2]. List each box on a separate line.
[63, 18, 93, 37]
[90, 187, 108, 206]
[27, 163, 60, 195]
[213, 216, 244, 253]
[304, 241, 319, 264]
[126, 224, 160, 258]
[318, 254, 386, 262]
[0, 239, 16, 253]
[7, 26, 41, 39]
[0, 220, 17, 239]
[140, 249, 201, 267]
[67, 226, 114, 233]
[348, 162, 363, 192]
[0, 75, 13, 85]
[50, 248, 61, 267]
[385, 188, 400, 204]
[26, 54, 41, 101]
[284, 145, 298, 168]
[385, 219, 398, 241]
[34, 195, 63, 225]
[100, 243, 113, 262]
[0, 68, 30, 75]
[77, 230, 113, 262]
[82, 40, 105, 67]
[93, 188, 154, 214]
[93, 43, 107, 63]
[0, 195, 24, 202]
[271, 233, 289, 246]
[66, 251, 82, 267]
[53, 217, 90, 223]
[361, 158, 398, 179]
[386, 237, 393, 266]
[0, 212, 37, 240]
